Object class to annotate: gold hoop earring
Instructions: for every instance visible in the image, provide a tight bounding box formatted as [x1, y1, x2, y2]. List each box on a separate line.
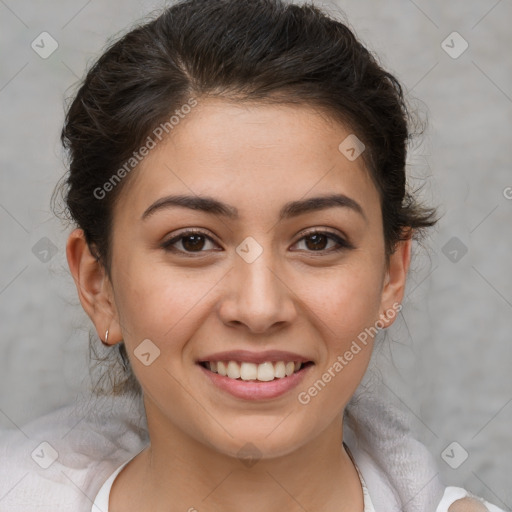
[102, 329, 109, 346]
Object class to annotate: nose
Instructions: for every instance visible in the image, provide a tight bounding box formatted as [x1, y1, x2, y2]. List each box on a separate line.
[217, 247, 298, 334]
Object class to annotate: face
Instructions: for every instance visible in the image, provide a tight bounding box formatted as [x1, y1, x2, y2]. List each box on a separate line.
[68, 98, 410, 460]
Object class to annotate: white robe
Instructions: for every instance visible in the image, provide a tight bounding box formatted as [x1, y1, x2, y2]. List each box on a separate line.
[0, 389, 505, 511]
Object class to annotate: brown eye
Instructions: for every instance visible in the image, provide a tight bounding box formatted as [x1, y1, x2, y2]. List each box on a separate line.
[161, 229, 218, 254]
[181, 234, 206, 251]
[292, 230, 353, 254]
[304, 233, 329, 251]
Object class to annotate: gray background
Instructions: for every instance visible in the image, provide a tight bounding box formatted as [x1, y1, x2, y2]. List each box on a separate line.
[1, 0, 511, 507]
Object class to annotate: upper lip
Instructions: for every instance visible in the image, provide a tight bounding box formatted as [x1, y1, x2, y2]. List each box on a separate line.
[197, 350, 313, 365]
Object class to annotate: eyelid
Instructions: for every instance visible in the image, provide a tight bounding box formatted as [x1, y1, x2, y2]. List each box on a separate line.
[164, 227, 217, 241]
[294, 227, 350, 243]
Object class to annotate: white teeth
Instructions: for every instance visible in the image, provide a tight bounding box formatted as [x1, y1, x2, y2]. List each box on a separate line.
[217, 361, 227, 376]
[240, 362, 258, 381]
[274, 361, 286, 378]
[204, 360, 305, 381]
[227, 361, 241, 379]
[257, 362, 275, 382]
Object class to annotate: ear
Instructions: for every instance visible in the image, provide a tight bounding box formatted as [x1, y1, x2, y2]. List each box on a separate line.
[378, 234, 412, 329]
[66, 228, 122, 345]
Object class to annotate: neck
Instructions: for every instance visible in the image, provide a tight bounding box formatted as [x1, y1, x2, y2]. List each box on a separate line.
[123, 398, 364, 512]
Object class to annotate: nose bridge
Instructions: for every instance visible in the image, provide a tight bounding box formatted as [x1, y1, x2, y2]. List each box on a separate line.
[219, 236, 296, 332]
[241, 249, 281, 301]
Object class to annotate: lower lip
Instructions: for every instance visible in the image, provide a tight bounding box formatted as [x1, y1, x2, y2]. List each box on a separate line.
[197, 363, 313, 401]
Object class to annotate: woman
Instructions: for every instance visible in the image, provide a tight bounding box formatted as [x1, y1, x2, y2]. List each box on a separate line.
[0, 0, 504, 510]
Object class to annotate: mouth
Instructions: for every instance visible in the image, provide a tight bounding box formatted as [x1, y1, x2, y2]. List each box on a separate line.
[195, 350, 315, 400]
[198, 360, 315, 382]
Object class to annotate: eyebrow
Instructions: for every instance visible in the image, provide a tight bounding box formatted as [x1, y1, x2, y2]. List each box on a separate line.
[141, 193, 367, 223]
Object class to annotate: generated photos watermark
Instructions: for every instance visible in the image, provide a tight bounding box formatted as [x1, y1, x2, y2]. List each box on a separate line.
[297, 302, 402, 405]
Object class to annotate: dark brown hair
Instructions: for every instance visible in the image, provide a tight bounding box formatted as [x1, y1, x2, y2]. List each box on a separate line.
[53, 0, 437, 396]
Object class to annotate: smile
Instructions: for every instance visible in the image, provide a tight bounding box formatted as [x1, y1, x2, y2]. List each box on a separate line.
[197, 358, 315, 400]
[199, 360, 314, 382]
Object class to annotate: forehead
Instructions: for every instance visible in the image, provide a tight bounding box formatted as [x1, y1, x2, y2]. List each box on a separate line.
[115, 99, 379, 223]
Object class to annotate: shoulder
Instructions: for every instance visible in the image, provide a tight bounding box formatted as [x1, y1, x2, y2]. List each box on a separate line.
[0, 393, 148, 512]
[436, 487, 506, 512]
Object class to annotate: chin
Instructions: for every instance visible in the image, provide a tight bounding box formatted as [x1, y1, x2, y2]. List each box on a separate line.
[202, 422, 311, 463]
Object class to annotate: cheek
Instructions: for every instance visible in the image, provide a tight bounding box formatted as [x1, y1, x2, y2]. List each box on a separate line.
[113, 255, 219, 347]
[111, 261, 212, 399]
[302, 260, 385, 345]
[294, 265, 383, 415]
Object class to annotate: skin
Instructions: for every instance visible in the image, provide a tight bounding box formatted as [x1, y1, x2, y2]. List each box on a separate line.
[67, 98, 412, 512]
[448, 498, 490, 512]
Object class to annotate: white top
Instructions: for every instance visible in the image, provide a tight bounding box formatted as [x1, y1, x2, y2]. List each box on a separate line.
[91, 458, 129, 512]
[0, 391, 507, 512]
[91, 451, 378, 512]
[91, 451, 505, 512]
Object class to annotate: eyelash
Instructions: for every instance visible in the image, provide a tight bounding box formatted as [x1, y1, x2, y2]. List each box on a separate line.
[160, 228, 353, 256]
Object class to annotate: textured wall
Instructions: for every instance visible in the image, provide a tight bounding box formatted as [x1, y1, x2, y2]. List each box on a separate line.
[0, 0, 510, 507]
